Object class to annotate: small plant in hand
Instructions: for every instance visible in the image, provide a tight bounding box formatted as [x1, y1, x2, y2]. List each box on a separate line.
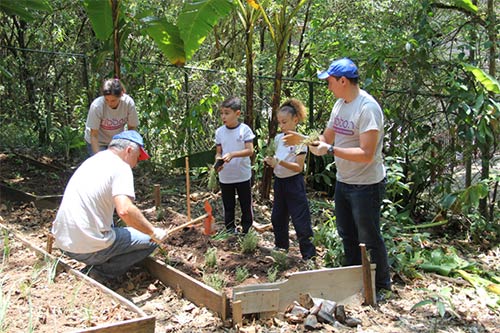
[207, 164, 220, 192]
[265, 140, 277, 157]
[296, 129, 321, 154]
[239, 230, 259, 254]
[204, 247, 218, 268]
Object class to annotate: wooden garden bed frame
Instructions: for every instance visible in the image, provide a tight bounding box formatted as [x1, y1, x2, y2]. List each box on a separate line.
[0, 223, 156, 333]
[1, 184, 376, 328]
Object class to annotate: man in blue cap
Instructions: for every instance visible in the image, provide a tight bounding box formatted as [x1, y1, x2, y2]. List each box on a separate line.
[52, 130, 168, 283]
[284, 58, 391, 301]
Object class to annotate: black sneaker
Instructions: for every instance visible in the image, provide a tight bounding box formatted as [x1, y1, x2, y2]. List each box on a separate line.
[376, 288, 392, 303]
[272, 246, 288, 253]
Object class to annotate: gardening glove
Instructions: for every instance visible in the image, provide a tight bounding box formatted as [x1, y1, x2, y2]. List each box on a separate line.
[150, 227, 168, 243]
[309, 141, 330, 156]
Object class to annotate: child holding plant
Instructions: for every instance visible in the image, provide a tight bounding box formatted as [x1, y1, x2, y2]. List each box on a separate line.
[264, 98, 316, 260]
[214, 97, 255, 234]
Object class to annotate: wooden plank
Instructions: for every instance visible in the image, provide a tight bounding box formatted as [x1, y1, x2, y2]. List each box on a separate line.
[0, 182, 62, 209]
[0, 222, 155, 332]
[233, 289, 279, 314]
[144, 257, 229, 319]
[76, 317, 155, 333]
[232, 300, 243, 327]
[233, 265, 376, 314]
[0, 223, 148, 316]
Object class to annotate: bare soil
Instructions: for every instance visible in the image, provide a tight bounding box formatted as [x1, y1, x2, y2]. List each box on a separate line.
[0, 150, 498, 332]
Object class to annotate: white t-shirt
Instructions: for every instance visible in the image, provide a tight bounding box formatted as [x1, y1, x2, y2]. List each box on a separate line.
[84, 94, 139, 146]
[327, 89, 385, 184]
[52, 150, 135, 253]
[273, 133, 307, 178]
[215, 123, 255, 184]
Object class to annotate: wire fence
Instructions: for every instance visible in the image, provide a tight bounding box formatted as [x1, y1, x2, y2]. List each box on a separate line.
[0, 46, 332, 165]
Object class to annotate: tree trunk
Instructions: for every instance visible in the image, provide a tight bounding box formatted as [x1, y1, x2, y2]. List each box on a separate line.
[112, 0, 120, 79]
[260, 39, 287, 200]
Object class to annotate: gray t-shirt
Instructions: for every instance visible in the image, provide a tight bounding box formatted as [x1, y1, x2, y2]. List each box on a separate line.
[52, 150, 135, 253]
[327, 89, 385, 184]
[84, 94, 139, 146]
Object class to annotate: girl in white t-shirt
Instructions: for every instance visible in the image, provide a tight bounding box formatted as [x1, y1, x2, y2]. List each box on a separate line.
[264, 98, 316, 260]
[215, 97, 255, 234]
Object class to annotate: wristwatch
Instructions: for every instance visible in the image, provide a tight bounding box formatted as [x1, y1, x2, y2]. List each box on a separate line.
[327, 145, 335, 156]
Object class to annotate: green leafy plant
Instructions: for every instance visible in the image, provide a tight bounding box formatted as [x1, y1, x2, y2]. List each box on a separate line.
[271, 249, 288, 271]
[211, 229, 232, 241]
[207, 165, 219, 192]
[311, 210, 344, 268]
[204, 247, 218, 268]
[202, 272, 226, 291]
[411, 287, 459, 331]
[235, 266, 250, 283]
[238, 230, 259, 254]
[295, 129, 320, 154]
[267, 266, 278, 283]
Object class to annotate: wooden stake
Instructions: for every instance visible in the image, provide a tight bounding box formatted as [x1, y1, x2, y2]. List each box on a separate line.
[185, 157, 191, 221]
[232, 300, 243, 327]
[153, 184, 161, 209]
[360, 243, 375, 306]
[46, 233, 54, 254]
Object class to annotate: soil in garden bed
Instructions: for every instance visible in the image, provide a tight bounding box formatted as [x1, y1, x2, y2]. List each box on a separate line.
[0, 230, 141, 332]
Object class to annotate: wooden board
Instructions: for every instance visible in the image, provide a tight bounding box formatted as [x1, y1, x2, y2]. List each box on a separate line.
[0, 182, 62, 209]
[0, 222, 156, 333]
[233, 265, 376, 315]
[144, 256, 229, 320]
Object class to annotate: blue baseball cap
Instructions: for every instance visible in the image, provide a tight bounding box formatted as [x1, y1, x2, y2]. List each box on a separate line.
[112, 130, 150, 160]
[317, 58, 359, 79]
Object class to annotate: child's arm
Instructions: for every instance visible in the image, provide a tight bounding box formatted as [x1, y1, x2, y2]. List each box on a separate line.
[266, 153, 305, 173]
[222, 142, 254, 162]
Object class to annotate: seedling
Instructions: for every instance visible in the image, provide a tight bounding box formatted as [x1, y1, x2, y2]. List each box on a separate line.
[265, 140, 277, 157]
[202, 272, 226, 291]
[211, 229, 232, 241]
[204, 247, 218, 268]
[267, 266, 278, 283]
[238, 230, 259, 254]
[207, 166, 219, 192]
[296, 129, 321, 154]
[235, 266, 250, 283]
[271, 249, 288, 271]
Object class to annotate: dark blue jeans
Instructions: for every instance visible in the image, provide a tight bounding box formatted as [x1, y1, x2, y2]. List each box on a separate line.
[335, 179, 391, 290]
[220, 179, 253, 233]
[272, 174, 316, 260]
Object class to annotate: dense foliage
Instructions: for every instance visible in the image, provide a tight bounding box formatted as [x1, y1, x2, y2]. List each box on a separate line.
[0, 0, 498, 255]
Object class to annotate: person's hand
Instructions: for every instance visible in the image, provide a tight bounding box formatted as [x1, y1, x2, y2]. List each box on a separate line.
[282, 131, 306, 146]
[264, 156, 280, 168]
[309, 141, 331, 156]
[150, 227, 168, 243]
[222, 152, 233, 163]
[214, 158, 224, 172]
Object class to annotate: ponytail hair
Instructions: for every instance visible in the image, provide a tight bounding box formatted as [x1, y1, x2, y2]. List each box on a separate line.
[279, 98, 307, 123]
